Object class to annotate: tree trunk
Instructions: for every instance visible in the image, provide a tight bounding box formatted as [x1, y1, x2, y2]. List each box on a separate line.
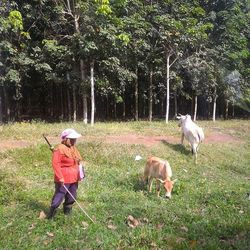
[193, 95, 197, 121]
[148, 67, 153, 122]
[66, 73, 71, 121]
[3, 86, 10, 122]
[134, 66, 139, 121]
[60, 84, 64, 120]
[67, 88, 71, 121]
[82, 93, 87, 123]
[90, 60, 95, 126]
[123, 92, 126, 119]
[225, 100, 229, 120]
[165, 53, 170, 123]
[232, 100, 235, 118]
[49, 83, 54, 118]
[114, 98, 117, 119]
[72, 83, 77, 122]
[72, 4, 88, 124]
[0, 87, 3, 123]
[80, 60, 88, 124]
[212, 95, 217, 122]
[15, 85, 21, 121]
[174, 91, 177, 118]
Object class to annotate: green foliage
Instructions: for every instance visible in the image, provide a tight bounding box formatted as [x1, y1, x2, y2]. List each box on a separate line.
[0, 0, 249, 121]
[117, 33, 130, 46]
[8, 10, 23, 31]
[95, 0, 112, 15]
[5, 69, 20, 83]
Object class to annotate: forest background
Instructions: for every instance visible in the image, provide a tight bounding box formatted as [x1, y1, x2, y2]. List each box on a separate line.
[0, 0, 249, 124]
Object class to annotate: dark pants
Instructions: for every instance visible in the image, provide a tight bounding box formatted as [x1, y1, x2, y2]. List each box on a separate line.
[50, 182, 78, 209]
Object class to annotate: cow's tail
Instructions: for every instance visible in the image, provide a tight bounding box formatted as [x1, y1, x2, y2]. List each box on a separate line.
[198, 127, 205, 143]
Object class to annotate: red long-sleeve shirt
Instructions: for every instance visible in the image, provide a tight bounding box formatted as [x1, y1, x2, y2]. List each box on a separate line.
[52, 145, 81, 183]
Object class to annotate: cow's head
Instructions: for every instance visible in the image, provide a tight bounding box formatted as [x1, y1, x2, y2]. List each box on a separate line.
[157, 178, 177, 199]
[176, 114, 191, 127]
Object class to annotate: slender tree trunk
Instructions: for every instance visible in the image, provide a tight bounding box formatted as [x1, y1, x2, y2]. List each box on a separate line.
[60, 84, 64, 120]
[207, 101, 210, 119]
[72, 4, 87, 124]
[134, 66, 139, 121]
[66, 73, 71, 121]
[72, 83, 77, 122]
[15, 85, 21, 121]
[165, 53, 170, 123]
[90, 60, 95, 126]
[148, 67, 153, 122]
[193, 95, 197, 121]
[106, 95, 109, 119]
[0, 87, 3, 123]
[80, 60, 88, 124]
[49, 83, 54, 118]
[114, 98, 117, 119]
[123, 92, 126, 119]
[225, 100, 229, 120]
[82, 94, 87, 122]
[3, 86, 10, 122]
[212, 95, 217, 122]
[232, 100, 235, 118]
[161, 97, 164, 117]
[174, 91, 177, 118]
[67, 88, 71, 121]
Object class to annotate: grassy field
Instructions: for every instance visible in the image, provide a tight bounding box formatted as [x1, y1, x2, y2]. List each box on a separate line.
[0, 120, 249, 249]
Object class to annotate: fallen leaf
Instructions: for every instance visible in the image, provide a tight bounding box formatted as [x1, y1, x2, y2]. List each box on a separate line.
[28, 224, 36, 230]
[190, 240, 197, 248]
[176, 237, 186, 243]
[46, 232, 54, 237]
[127, 215, 139, 228]
[107, 224, 117, 230]
[140, 217, 149, 224]
[43, 240, 50, 245]
[180, 226, 188, 232]
[39, 211, 46, 219]
[82, 221, 89, 229]
[156, 223, 164, 229]
[150, 242, 157, 248]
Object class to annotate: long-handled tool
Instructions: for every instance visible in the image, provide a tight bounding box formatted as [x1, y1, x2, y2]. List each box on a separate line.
[63, 184, 95, 223]
[43, 134, 95, 223]
[42, 134, 54, 151]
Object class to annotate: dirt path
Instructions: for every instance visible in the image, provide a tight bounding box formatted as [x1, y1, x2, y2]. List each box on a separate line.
[0, 132, 242, 152]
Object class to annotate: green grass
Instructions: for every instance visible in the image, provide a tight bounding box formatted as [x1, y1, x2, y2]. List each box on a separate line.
[0, 120, 249, 249]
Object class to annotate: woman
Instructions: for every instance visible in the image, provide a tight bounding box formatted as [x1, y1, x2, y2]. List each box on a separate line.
[47, 128, 83, 219]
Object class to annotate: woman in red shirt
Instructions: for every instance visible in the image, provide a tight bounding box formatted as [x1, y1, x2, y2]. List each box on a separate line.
[47, 128, 83, 219]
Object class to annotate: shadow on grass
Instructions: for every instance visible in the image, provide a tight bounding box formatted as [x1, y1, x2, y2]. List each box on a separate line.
[161, 140, 191, 156]
[27, 200, 48, 213]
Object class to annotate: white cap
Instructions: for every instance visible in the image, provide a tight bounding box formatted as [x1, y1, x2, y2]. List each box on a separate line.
[61, 128, 81, 139]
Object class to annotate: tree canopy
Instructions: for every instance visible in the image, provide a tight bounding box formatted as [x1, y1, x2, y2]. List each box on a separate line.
[0, 0, 249, 123]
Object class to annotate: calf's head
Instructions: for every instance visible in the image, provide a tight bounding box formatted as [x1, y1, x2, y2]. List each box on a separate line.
[157, 178, 177, 199]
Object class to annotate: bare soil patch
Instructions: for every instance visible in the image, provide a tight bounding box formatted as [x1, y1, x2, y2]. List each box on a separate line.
[0, 131, 242, 152]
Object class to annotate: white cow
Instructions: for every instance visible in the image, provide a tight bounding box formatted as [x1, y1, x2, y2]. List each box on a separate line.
[144, 156, 177, 199]
[176, 114, 204, 164]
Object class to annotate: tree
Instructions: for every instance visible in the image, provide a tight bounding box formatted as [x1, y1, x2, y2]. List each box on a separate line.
[0, 6, 31, 121]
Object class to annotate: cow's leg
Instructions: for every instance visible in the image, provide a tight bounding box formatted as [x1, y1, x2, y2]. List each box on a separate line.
[192, 144, 198, 164]
[181, 132, 184, 145]
[156, 180, 161, 197]
[148, 178, 153, 193]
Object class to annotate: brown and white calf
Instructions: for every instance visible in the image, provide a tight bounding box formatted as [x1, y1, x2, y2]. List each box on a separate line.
[176, 114, 205, 164]
[144, 156, 177, 199]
